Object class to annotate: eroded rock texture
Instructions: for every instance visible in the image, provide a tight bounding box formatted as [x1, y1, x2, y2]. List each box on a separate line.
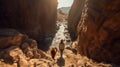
[0, 0, 57, 50]
[0, 29, 48, 65]
[0, 29, 27, 49]
[76, 0, 120, 64]
[68, 0, 85, 40]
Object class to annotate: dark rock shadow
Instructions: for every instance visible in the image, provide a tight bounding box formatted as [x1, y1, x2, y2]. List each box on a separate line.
[66, 47, 77, 55]
[38, 40, 50, 51]
[57, 57, 65, 67]
[38, 34, 55, 51]
[0, 46, 18, 64]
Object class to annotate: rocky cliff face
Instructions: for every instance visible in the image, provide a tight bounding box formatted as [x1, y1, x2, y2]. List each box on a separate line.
[73, 0, 120, 64]
[68, 0, 85, 41]
[0, 0, 57, 50]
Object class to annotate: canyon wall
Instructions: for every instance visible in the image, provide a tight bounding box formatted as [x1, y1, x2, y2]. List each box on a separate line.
[69, 0, 120, 64]
[0, 0, 57, 50]
[68, 0, 85, 40]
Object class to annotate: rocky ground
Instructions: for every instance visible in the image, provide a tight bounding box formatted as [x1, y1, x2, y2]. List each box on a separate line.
[0, 47, 113, 67]
[57, 11, 68, 22]
[0, 22, 119, 67]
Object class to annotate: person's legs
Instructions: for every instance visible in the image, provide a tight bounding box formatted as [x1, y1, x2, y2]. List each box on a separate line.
[53, 54, 55, 60]
[51, 50, 55, 60]
[60, 49, 63, 57]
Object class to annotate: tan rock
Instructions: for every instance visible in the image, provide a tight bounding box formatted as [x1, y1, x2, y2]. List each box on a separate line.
[21, 42, 29, 50]
[73, 0, 120, 64]
[18, 56, 29, 67]
[68, 0, 86, 40]
[0, 0, 57, 49]
[0, 29, 27, 49]
[26, 39, 38, 49]
[0, 46, 27, 64]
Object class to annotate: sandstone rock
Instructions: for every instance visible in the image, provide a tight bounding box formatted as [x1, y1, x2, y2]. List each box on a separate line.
[26, 39, 38, 49]
[33, 50, 41, 59]
[21, 39, 48, 59]
[68, 0, 86, 40]
[76, 0, 120, 64]
[0, 29, 27, 49]
[20, 42, 29, 51]
[0, 29, 51, 67]
[25, 47, 34, 59]
[70, 41, 78, 54]
[0, 46, 27, 64]
[18, 55, 29, 67]
[71, 41, 78, 49]
[0, 0, 57, 50]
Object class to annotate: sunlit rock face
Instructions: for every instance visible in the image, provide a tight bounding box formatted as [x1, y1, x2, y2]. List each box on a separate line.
[77, 0, 120, 64]
[0, 0, 57, 50]
[68, 0, 86, 41]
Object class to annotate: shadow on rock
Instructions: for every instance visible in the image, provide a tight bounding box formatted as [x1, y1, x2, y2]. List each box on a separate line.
[57, 57, 65, 67]
[38, 34, 55, 51]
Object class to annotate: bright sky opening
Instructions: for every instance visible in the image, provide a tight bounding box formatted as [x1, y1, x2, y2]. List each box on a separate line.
[57, 0, 74, 9]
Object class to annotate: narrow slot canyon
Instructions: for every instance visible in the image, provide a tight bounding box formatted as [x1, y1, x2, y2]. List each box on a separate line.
[0, 0, 120, 67]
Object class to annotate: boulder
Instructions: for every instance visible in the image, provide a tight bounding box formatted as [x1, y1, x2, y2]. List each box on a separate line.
[0, 46, 27, 64]
[0, 29, 27, 49]
[21, 39, 48, 59]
